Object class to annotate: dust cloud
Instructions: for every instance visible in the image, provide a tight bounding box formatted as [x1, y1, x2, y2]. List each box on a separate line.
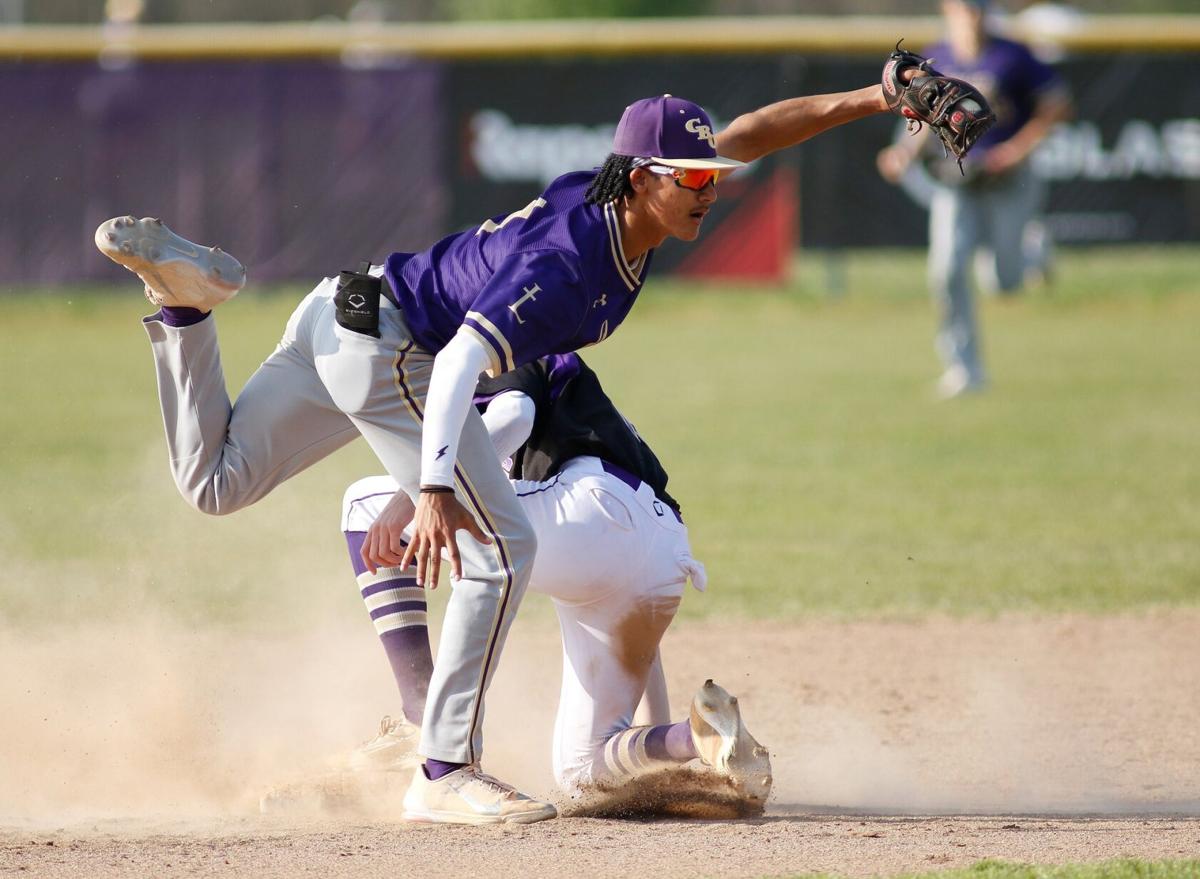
[2, 612, 1197, 828]
[740, 613, 1200, 816]
[0, 609, 567, 827]
[0, 617, 398, 824]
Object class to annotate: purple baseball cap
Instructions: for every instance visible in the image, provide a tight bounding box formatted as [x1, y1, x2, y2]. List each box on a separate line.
[611, 94, 745, 170]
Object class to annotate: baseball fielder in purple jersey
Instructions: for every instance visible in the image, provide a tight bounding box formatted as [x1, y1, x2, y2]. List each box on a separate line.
[97, 80, 910, 825]
[877, 0, 1072, 397]
[338, 353, 771, 815]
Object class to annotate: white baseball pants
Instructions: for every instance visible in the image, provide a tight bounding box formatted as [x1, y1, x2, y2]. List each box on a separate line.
[343, 455, 705, 790]
[143, 275, 536, 765]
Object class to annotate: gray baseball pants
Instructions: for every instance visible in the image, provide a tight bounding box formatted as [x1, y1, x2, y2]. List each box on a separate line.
[143, 275, 536, 764]
[928, 163, 1042, 384]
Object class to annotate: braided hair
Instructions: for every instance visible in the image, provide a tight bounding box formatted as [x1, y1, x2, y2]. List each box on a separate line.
[584, 154, 638, 205]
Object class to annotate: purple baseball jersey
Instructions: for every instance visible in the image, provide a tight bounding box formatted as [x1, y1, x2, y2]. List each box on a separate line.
[924, 35, 1062, 156]
[384, 171, 652, 376]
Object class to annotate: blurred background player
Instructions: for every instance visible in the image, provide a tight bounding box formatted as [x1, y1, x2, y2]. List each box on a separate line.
[876, 0, 1072, 398]
[339, 353, 772, 818]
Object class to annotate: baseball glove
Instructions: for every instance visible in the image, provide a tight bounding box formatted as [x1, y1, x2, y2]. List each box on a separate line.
[882, 41, 996, 172]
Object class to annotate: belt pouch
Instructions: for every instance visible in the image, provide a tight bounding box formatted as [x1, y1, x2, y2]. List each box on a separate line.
[334, 261, 382, 338]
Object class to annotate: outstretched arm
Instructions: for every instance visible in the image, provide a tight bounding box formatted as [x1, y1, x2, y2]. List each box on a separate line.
[716, 85, 890, 164]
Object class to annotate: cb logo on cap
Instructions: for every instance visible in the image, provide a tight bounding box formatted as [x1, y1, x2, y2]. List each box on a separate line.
[685, 117, 716, 147]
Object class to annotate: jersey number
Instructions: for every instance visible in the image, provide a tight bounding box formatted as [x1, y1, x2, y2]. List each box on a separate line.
[476, 197, 548, 236]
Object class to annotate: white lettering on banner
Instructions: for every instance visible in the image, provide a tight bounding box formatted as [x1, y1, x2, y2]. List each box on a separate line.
[467, 109, 741, 186]
[1044, 212, 1137, 242]
[470, 110, 614, 186]
[1033, 119, 1200, 181]
[1163, 120, 1200, 178]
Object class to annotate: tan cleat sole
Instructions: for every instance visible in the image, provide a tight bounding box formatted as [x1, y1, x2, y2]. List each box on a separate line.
[401, 764, 558, 825]
[94, 215, 246, 310]
[401, 803, 558, 825]
[689, 678, 773, 806]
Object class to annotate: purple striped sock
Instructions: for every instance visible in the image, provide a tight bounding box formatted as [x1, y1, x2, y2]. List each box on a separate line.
[643, 720, 698, 762]
[345, 530, 432, 727]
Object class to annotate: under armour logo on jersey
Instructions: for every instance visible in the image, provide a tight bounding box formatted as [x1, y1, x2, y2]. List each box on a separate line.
[685, 117, 716, 147]
[593, 294, 607, 308]
[435, 445, 449, 460]
[508, 283, 541, 325]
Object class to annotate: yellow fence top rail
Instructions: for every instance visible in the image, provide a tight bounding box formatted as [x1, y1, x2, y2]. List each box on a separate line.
[2, 16, 1199, 61]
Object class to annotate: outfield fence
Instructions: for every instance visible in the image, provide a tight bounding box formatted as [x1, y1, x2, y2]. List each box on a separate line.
[4, 17, 1200, 59]
[1, 17, 1197, 285]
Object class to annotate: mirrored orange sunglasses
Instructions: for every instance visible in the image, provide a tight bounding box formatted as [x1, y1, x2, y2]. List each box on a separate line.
[647, 164, 720, 191]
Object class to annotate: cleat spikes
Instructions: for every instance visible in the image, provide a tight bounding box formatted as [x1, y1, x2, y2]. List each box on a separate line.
[689, 679, 773, 807]
[94, 215, 245, 310]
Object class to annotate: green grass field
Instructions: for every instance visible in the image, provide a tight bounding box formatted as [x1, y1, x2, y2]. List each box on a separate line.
[1, 246, 1197, 627]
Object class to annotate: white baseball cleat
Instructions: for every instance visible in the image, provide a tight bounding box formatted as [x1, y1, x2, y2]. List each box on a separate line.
[402, 764, 557, 825]
[94, 215, 246, 311]
[937, 365, 986, 399]
[347, 715, 421, 773]
[689, 678, 773, 806]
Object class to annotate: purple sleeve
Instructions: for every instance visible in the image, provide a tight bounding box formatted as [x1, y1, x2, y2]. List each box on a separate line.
[460, 250, 588, 375]
[544, 352, 582, 402]
[1016, 42, 1061, 97]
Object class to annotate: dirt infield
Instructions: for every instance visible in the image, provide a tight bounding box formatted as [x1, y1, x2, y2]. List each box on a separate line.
[3, 611, 1199, 877]
[4, 814, 1200, 878]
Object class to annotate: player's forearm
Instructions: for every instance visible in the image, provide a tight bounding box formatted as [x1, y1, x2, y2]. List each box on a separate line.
[420, 330, 492, 487]
[1004, 93, 1073, 161]
[717, 85, 889, 164]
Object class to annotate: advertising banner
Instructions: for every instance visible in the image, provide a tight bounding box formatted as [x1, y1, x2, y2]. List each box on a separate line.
[0, 50, 1196, 286]
[0, 60, 445, 285]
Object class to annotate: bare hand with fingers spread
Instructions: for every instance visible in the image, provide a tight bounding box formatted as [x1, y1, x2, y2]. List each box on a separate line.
[399, 488, 492, 587]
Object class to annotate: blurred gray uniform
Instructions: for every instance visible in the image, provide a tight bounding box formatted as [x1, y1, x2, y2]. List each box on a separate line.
[143, 268, 535, 764]
[918, 33, 1065, 390]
